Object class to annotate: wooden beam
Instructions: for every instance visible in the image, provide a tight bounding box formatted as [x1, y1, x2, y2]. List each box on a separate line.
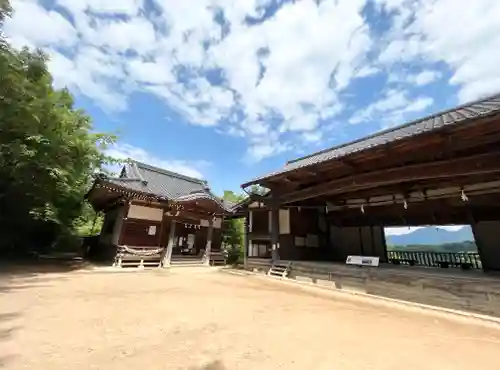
[204, 218, 214, 265]
[280, 151, 500, 204]
[165, 209, 214, 221]
[162, 220, 176, 267]
[328, 206, 500, 227]
[243, 214, 249, 269]
[270, 204, 280, 262]
[325, 174, 500, 202]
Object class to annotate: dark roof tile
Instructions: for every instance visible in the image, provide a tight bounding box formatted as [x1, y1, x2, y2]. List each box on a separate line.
[104, 160, 233, 212]
[243, 93, 500, 186]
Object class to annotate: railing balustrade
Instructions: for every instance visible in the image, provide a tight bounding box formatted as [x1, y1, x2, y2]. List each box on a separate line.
[387, 251, 482, 270]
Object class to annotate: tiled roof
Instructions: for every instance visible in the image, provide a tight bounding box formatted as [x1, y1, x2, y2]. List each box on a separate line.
[103, 160, 233, 211]
[242, 93, 500, 186]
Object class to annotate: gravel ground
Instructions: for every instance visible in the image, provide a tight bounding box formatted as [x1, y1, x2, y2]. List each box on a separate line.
[1, 266, 500, 370]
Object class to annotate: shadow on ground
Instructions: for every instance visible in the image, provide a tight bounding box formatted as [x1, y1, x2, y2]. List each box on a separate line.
[0, 259, 91, 368]
[0, 258, 91, 276]
[190, 360, 226, 370]
[0, 312, 22, 368]
[0, 259, 93, 292]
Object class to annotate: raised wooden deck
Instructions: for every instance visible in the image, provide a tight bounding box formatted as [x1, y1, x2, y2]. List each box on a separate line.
[245, 258, 500, 317]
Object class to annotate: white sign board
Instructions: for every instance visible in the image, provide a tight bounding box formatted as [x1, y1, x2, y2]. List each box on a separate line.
[128, 204, 163, 221]
[346, 255, 380, 267]
[187, 234, 195, 248]
[148, 226, 157, 236]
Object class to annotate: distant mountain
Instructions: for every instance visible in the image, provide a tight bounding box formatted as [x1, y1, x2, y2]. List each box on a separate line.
[386, 227, 474, 246]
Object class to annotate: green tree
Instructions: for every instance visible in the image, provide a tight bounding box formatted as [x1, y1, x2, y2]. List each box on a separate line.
[0, 2, 117, 255]
[250, 184, 268, 196]
[221, 190, 246, 264]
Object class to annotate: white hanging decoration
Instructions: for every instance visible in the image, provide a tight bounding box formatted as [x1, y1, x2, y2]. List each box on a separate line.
[461, 189, 469, 202]
[325, 205, 329, 214]
[360, 204, 365, 214]
[298, 206, 301, 212]
[403, 199, 408, 210]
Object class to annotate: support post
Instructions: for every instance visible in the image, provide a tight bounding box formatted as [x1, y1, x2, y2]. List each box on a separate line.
[243, 213, 249, 269]
[162, 220, 176, 267]
[271, 204, 280, 262]
[204, 218, 214, 265]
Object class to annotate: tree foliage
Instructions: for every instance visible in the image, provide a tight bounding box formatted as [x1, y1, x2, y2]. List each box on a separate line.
[387, 241, 477, 253]
[0, 3, 116, 255]
[221, 190, 246, 264]
[249, 184, 268, 196]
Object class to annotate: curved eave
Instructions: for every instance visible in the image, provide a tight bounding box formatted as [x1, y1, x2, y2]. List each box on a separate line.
[175, 192, 230, 213]
[85, 179, 170, 211]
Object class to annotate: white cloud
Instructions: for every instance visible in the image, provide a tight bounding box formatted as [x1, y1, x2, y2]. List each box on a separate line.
[350, 89, 433, 125]
[57, 0, 143, 16]
[4, 1, 77, 48]
[5, 0, 374, 162]
[106, 143, 209, 179]
[5, 0, 499, 165]
[408, 70, 442, 86]
[87, 17, 157, 54]
[404, 96, 433, 113]
[378, 0, 500, 102]
[385, 227, 422, 236]
[47, 48, 128, 111]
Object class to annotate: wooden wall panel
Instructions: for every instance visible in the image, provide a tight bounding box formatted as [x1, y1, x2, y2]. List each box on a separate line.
[371, 226, 388, 262]
[340, 227, 362, 256]
[472, 221, 500, 271]
[251, 209, 270, 234]
[279, 209, 290, 234]
[361, 227, 374, 256]
[329, 225, 387, 262]
[121, 219, 162, 247]
[127, 204, 163, 221]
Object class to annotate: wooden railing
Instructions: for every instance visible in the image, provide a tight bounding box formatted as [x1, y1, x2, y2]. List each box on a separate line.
[387, 251, 482, 270]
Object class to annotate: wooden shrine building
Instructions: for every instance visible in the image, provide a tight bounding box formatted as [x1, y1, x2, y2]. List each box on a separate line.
[237, 93, 500, 273]
[85, 161, 234, 268]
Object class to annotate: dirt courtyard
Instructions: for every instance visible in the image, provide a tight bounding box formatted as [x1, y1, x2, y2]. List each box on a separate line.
[1, 266, 500, 370]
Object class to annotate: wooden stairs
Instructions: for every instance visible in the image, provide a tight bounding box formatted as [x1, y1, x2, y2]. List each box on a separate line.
[113, 247, 227, 268]
[208, 251, 226, 266]
[170, 254, 206, 267]
[267, 262, 291, 278]
[117, 254, 162, 268]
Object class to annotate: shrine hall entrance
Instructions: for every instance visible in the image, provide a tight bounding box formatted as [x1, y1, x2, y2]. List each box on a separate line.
[171, 224, 207, 257]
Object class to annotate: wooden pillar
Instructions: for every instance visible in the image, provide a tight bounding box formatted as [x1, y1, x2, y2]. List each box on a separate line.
[204, 218, 214, 266]
[243, 213, 249, 269]
[271, 205, 280, 262]
[162, 220, 176, 267]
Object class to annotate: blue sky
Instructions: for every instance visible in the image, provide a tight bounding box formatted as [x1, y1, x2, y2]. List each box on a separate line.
[5, 0, 500, 204]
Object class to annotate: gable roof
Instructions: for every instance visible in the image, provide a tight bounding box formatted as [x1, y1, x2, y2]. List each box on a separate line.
[102, 160, 232, 211]
[242, 92, 500, 187]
